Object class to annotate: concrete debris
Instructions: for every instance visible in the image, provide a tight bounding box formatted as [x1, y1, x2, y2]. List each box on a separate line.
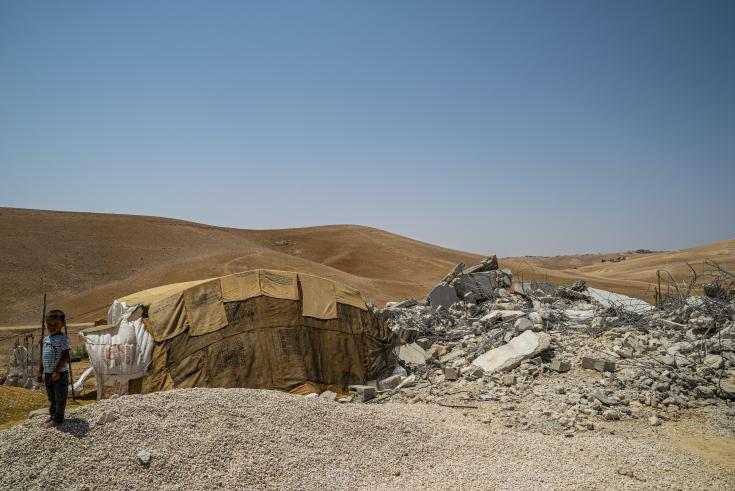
[463, 255, 499, 274]
[373, 256, 735, 433]
[428, 284, 460, 312]
[378, 374, 403, 391]
[453, 273, 497, 302]
[472, 330, 551, 373]
[443, 366, 460, 381]
[397, 343, 429, 365]
[319, 390, 337, 401]
[581, 357, 617, 373]
[513, 317, 534, 333]
[549, 360, 571, 373]
[348, 385, 376, 403]
[416, 337, 433, 350]
[385, 298, 418, 310]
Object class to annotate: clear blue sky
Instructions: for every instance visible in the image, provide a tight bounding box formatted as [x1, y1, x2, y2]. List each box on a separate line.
[1, 1, 733, 257]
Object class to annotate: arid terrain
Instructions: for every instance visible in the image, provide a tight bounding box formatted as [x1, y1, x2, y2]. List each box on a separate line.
[2, 207, 734, 489]
[2, 207, 733, 327]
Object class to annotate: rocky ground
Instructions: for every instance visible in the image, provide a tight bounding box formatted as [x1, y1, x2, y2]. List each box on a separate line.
[1, 388, 734, 490]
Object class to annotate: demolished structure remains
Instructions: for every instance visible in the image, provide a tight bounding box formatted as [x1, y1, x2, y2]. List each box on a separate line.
[374, 256, 735, 433]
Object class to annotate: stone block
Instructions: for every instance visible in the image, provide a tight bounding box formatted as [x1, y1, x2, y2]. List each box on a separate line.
[443, 366, 460, 381]
[549, 360, 571, 372]
[349, 385, 377, 403]
[581, 357, 617, 373]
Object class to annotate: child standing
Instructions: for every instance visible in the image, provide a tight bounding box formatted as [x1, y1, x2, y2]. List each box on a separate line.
[37, 309, 71, 428]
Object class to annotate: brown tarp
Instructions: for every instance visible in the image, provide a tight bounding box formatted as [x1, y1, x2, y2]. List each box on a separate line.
[299, 273, 338, 319]
[121, 270, 394, 394]
[183, 279, 228, 336]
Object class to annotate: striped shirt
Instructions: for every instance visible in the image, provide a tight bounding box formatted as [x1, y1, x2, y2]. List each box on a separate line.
[42, 333, 71, 373]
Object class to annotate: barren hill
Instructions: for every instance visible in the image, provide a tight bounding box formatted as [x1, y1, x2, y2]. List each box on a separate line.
[504, 238, 735, 301]
[1, 207, 733, 325]
[0, 208, 485, 324]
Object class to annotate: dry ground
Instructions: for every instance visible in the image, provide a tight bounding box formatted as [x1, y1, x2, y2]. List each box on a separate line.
[1, 388, 734, 490]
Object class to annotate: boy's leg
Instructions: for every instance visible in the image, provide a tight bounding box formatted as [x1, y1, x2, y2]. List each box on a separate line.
[44, 372, 56, 417]
[51, 371, 69, 424]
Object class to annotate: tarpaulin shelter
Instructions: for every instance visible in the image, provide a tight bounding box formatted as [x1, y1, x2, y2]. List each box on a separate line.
[80, 270, 396, 399]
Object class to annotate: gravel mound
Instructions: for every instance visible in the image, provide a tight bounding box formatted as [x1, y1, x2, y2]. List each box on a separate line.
[1, 388, 733, 490]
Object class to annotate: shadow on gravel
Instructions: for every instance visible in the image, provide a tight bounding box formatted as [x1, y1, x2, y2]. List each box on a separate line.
[59, 418, 90, 438]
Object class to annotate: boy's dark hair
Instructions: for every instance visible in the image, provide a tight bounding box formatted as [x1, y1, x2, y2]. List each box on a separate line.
[46, 309, 66, 322]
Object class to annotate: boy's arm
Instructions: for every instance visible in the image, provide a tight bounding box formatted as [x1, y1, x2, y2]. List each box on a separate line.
[55, 349, 70, 373]
[53, 335, 72, 374]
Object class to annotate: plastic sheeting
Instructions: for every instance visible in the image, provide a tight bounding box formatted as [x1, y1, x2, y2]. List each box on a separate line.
[79, 301, 155, 399]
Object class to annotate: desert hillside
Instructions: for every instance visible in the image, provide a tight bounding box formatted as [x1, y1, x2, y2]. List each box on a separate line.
[504, 238, 735, 301]
[0, 208, 485, 325]
[1, 207, 733, 325]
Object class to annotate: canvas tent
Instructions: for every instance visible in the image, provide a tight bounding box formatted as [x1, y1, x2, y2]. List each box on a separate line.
[79, 270, 396, 399]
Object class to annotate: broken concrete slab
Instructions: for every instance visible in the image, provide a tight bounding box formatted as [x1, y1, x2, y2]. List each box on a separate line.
[439, 348, 466, 364]
[439, 262, 465, 285]
[471, 330, 551, 373]
[587, 287, 652, 314]
[428, 284, 460, 312]
[385, 298, 418, 309]
[396, 343, 429, 365]
[480, 311, 503, 324]
[461, 365, 484, 379]
[453, 272, 497, 301]
[481, 310, 525, 324]
[463, 255, 499, 274]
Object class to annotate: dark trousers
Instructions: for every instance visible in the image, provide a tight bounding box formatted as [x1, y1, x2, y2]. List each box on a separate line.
[44, 371, 69, 423]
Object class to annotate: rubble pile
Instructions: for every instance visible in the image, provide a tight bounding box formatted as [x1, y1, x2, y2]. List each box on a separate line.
[374, 257, 735, 434]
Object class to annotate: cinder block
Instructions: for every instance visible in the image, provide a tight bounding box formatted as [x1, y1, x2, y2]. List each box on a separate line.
[348, 385, 377, 403]
[581, 356, 616, 373]
[549, 360, 571, 372]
